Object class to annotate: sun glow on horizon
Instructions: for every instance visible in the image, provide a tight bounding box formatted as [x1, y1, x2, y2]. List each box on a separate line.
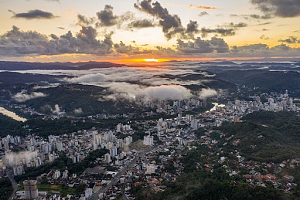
[144, 58, 159, 62]
[121, 58, 171, 63]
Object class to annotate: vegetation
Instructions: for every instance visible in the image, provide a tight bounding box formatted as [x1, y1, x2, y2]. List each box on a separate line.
[0, 178, 13, 200]
[219, 111, 300, 163]
[132, 169, 290, 200]
[217, 70, 300, 97]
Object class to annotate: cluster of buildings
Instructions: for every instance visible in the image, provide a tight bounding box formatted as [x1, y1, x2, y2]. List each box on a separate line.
[0, 91, 299, 199]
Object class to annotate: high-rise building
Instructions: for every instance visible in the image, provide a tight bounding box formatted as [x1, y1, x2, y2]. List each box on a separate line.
[23, 180, 38, 200]
[143, 135, 154, 146]
[110, 146, 118, 157]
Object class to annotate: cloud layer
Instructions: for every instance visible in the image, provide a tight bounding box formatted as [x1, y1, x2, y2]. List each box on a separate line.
[13, 90, 47, 102]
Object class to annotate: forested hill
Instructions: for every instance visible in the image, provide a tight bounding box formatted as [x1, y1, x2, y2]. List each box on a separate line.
[220, 111, 300, 163]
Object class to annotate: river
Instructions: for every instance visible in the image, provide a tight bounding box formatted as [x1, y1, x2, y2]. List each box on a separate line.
[0, 107, 27, 122]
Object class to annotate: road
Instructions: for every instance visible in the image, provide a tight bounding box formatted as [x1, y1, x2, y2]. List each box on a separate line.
[7, 170, 18, 200]
[89, 146, 156, 200]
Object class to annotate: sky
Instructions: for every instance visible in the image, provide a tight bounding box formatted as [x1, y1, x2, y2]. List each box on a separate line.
[0, 0, 300, 62]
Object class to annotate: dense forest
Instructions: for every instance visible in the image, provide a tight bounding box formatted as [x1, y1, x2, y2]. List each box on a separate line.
[220, 111, 300, 163]
[0, 178, 13, 200]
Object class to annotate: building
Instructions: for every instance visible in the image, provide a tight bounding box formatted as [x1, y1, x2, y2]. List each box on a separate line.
[53, 170, 61, 179]
[110, 146, 118, 157]
[143, 135, 154, 146]
[191, 119, 199, 130]
[146, 164, 156, 174]
[23, 180, 38, 200]
[104, 153, 111, 163]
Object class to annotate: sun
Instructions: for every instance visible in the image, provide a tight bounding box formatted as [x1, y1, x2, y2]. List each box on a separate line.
[144, 58, 159, 62]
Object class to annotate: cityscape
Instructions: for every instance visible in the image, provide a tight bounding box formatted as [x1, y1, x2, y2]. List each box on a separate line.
[1, 0, 300, 199]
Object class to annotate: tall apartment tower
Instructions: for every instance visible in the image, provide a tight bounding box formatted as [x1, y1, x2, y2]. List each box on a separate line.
[23, 180, 38, 200]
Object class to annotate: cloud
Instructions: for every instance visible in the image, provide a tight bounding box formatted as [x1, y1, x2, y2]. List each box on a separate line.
[95, 5, 134, 28]
[13, 90, 47, 102]
[10, 9, 57, 20]
[200, 23, 247, 38]
[67, 73, 107, 83]
[260, 34, 269, 40]
[230, 14, 272, 20]
[257, 22, 271, 26]
[127, 19, 156, 29]
[103, 82, 192, 102]
[134, 0, 186, 39]
[177, 37, 229, 54]
[226, 22, 247, 28]
[278, 36, 299, 44]
[96, 5, 118, 27]
[251, 0, 300, 18]
[188, 4, 216, 10]
[3, 151, 39, 167]
[77, 14, 96, 26]
[142, 85, 192, 102]
[198, 88, 217, 99]
[186, 20, 199, 38]
[0, 26, 113, 56]
[199, 11, 209, 17]
[200, 28, 235, 38]
[232, 43, 269, 53]
[114, 41, 146, 55]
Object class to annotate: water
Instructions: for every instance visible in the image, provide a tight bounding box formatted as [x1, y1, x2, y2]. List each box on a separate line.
[0, 107, 27, 122]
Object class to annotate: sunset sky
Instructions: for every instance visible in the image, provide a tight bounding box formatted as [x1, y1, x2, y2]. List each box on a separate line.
[0, 0, 300, 62]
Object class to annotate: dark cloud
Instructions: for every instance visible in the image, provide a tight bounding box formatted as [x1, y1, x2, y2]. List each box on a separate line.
[200, 22, 247, 38]
[96, 5, 118, 27]
[260, 34, 269, 40]
[199, 11, 209, 17]
[232, 43, 269, 54]
[10, 9, 57, 20]
[95, 5, 134, 28]
[185, 20, 199, 39]
[271, 44, 292, 51]
[226, 22, 247, 28]
[77, 14, 95, 26]
[177, 37, 229, 54]
[0, 26, 113, 56]
[127, 19, 155, 29]
[278, 36, 299, 44]
[134, 0, 186, 39]
[114, 41, 142, 55]
[200, 28, 235, 38]
[231, 14, 272, 20]
[251, 0, 300, 18]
